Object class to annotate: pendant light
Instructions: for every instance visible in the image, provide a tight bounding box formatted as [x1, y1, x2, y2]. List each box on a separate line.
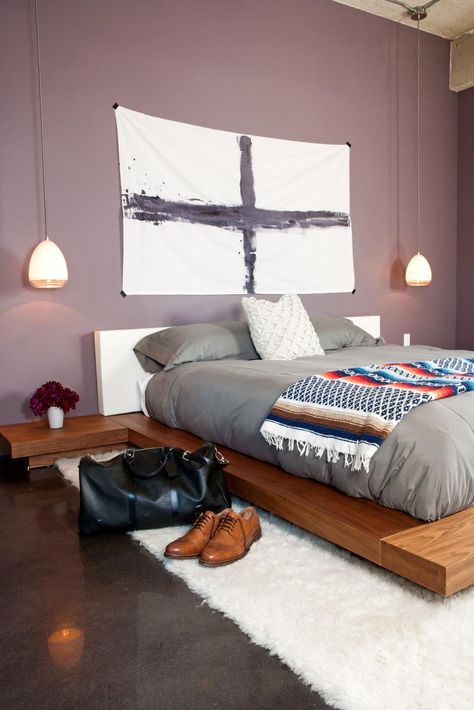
[405, 7, 432, 287]
[28, 0, 68, 289]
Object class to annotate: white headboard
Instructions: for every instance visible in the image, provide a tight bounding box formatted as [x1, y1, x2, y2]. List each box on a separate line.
[94, 315, 380, 416]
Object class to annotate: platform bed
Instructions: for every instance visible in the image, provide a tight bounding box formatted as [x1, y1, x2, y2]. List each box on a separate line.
[112, 412, 474, 597]
[94, 321, 474, 597]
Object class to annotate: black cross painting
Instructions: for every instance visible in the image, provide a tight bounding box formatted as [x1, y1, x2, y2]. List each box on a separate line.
[116, 107, 354, 295]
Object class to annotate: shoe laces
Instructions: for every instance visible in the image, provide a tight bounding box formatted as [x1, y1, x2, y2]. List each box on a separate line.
[217, 514, 238, 535]
[192, 511, 213, 533]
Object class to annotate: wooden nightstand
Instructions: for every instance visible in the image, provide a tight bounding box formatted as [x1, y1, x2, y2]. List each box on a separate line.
[0, 415, 129, 469]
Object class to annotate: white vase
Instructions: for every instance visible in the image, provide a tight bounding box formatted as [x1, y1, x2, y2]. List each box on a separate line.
[47, 406, 64, 429]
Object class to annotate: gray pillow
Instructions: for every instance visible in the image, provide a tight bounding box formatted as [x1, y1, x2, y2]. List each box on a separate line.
[133, 351, 164, 374]
[134, 322, 260, 373]
[310, 316, 378, 351]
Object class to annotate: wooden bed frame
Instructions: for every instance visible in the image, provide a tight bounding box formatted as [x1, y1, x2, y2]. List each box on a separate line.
[95, 321, 474, 597]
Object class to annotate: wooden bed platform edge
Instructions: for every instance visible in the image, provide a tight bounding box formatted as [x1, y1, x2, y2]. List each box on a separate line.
[112, 412, 474, 597]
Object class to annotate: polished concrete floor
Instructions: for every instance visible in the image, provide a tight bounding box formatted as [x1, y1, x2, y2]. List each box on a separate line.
[0, 458, 334, 710]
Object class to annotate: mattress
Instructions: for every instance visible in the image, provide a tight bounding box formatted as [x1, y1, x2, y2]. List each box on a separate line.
[145, 344, 474, 521]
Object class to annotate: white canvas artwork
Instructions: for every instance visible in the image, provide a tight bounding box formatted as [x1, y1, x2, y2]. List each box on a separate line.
[115, 106, 355, 295]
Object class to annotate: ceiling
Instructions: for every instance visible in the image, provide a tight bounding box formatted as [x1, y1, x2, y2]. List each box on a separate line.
[330, 0, 474, 39]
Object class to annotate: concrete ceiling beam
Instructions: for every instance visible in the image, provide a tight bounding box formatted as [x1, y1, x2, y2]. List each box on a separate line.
[330, 0, 474, 40]
[450, 30, 474, 92]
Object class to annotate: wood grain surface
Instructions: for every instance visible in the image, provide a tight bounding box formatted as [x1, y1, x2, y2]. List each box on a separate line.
[0, 415, 128, 460]
[382, 507, 474, 595]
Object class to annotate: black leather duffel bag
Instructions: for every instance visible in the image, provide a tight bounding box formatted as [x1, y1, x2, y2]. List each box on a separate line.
[78, 443, 231, 535]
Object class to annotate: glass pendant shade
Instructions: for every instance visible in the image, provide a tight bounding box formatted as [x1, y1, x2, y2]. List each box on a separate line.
[28, 238, 68, 288]
[405, 252, 432, 287]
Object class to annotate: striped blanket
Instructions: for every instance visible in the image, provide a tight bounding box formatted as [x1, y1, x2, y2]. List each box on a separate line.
[260, 357, 474, 473]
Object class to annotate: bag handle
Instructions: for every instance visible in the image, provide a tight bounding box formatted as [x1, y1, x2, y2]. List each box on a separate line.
[124, 444, 229, 479]
[182, 447, 229, 467]
[123, 449, 172, 479]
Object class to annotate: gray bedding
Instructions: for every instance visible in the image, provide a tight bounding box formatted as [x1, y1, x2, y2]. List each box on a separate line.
[145, 344, 474, 521]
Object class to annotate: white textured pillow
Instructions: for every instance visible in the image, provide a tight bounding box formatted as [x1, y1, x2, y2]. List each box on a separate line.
[242, 294, 324, 360]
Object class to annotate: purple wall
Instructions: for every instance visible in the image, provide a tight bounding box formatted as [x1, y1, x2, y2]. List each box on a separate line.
[456, 87, 474, 349]
[0, 0, 458, 424]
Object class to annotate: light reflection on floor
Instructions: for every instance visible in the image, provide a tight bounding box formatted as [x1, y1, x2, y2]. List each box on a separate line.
[48, 623, 85, 670]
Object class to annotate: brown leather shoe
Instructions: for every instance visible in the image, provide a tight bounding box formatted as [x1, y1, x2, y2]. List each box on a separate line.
[164, 510, 226, 559]
[199, 507, 261, 567]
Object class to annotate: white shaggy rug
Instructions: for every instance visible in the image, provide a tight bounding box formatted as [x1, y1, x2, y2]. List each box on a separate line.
[57, 451, 474, 710]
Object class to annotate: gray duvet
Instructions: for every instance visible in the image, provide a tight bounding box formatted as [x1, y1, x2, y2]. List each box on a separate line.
[145, 344, 474, 521]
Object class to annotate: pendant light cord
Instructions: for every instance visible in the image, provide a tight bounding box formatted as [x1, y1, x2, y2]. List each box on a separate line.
[34, 0, 48, 240]
[417, 16, 421, 254]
